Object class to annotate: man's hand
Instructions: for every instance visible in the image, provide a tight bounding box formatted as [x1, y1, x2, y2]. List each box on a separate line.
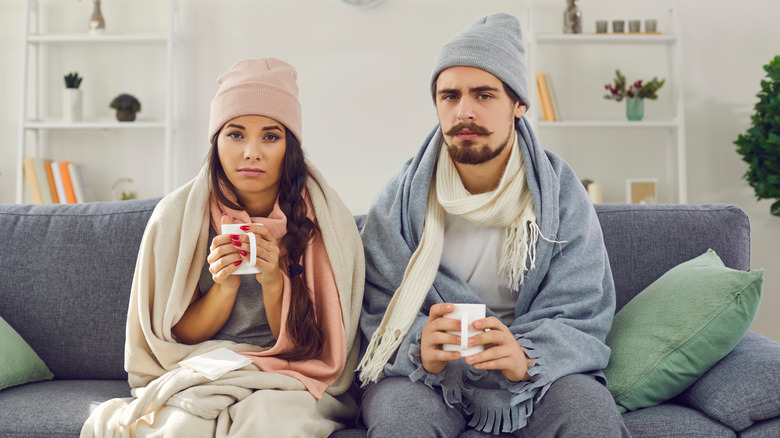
[464, 317, 531, 382]
[420, 303, 462, 374]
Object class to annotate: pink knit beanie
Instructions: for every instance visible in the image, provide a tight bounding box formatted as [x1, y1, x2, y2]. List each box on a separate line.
[208, 57, 302, 144]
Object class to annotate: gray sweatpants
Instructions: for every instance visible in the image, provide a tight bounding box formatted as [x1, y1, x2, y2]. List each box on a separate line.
[360, 374, 630, 437]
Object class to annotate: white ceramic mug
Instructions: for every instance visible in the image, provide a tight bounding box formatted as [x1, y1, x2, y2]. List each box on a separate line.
[222, 223, 260, 275]
[442, 303, 486, 357]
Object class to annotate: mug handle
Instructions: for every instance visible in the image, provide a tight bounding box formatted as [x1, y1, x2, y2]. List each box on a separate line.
[460, 314, 468, 351]
[246, 231, 257, 269]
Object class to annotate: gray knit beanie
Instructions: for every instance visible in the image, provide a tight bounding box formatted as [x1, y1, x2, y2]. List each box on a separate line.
[430, 13, 529, 109]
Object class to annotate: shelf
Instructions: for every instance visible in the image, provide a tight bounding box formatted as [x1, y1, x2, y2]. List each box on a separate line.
[535, 33, 675, 45]
[527, 0, 686, 203]
[17, 0, 178, 203]
[538, 120, 680, 129]
[27, 33, 168, 43]
[24, 119, 166, 129]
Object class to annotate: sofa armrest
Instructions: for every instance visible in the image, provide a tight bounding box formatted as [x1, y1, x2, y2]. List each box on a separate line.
[675, 331, 780, 431]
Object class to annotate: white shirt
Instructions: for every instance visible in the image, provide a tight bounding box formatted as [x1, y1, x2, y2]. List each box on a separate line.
[441, 212, 517, 324]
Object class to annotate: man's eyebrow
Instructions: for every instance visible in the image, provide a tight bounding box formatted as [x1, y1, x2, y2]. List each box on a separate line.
[470, 86, 500, 93]
[437, 86, 500, 95]
[437, 88, 461, 95]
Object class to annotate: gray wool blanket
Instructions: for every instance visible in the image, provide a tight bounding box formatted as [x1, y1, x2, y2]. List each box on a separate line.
[359, 118, 615, 434]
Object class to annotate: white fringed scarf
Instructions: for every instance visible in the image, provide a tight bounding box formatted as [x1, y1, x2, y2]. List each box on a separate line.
[357, 138, 540, 384]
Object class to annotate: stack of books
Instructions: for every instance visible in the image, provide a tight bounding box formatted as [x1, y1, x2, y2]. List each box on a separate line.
[23, 157, 95, 204]
[536, 72, 562, 122]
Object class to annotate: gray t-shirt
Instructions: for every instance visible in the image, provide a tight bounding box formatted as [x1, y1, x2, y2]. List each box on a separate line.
[197, 226, 276, 349]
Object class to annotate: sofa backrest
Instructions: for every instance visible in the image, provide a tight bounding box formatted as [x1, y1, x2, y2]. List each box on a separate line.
[0, 198, 160, 380]
[0, 200, 751, 381]
[595, 203, 751, 312]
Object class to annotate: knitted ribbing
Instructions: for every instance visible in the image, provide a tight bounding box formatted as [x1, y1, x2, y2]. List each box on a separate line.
[356, 187, 444, 384]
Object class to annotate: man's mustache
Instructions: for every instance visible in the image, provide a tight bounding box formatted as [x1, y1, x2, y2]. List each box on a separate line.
[445, 123, 492, 137]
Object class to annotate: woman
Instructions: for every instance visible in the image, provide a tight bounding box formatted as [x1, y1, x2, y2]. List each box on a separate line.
[82, 58, 364, 437]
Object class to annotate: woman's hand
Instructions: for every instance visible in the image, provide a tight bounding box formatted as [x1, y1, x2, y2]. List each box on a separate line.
[207, 232, 243, 291]
[235, 223, 283, 292]
[228, 222, 284, 339]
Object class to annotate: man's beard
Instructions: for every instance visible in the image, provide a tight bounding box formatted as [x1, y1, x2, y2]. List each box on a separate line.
[444, 122, 511, 165]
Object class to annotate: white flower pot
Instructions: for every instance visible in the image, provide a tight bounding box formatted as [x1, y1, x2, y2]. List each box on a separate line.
[63, 88, 83, 122]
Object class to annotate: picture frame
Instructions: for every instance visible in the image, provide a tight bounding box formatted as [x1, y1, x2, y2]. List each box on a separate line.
[625, 178, 658, 204]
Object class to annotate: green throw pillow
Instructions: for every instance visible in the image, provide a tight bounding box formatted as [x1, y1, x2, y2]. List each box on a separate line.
[604, 249, 763, 413]
[0, 315, 54, 390]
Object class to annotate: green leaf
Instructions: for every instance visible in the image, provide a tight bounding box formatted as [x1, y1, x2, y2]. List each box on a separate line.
[735, 54, 780, 208]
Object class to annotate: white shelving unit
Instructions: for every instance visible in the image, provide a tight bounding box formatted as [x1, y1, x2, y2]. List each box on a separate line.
[15, 0, 179, 203]
[526, 0, 687, 203]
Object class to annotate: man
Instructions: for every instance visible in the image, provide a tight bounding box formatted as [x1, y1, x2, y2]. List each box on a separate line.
[357, 13, 630, 437]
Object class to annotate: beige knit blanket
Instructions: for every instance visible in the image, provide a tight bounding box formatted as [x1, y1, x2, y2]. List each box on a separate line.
[81, 163, 364, 438]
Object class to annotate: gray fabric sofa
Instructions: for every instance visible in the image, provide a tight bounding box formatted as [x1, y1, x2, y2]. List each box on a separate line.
[1, 199, 778, 437]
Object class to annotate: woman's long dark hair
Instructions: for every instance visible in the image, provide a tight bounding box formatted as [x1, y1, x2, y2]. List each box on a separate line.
[208, 128, 323, 361]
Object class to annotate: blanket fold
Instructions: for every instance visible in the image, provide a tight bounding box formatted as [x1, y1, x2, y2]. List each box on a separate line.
[82, 161, 364, 438]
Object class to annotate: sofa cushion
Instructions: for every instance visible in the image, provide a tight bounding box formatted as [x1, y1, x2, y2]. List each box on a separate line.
[0, 315, 53, 390]
[737, 417, 780, 438]
[604, 249, 762, 413]
[0, 198, 160, 380]
[0, 379, 131, 437]
[622, 404, 736, 437]
[594, 204, 751, 312]
[676, 331, 780, 432]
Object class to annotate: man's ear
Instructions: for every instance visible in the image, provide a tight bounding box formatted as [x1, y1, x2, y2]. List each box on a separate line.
[515, 104, 527, 119]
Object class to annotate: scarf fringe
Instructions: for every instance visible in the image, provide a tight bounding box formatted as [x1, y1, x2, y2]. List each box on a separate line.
[501, 220, 541, 289]
[357, 329, 405, 386]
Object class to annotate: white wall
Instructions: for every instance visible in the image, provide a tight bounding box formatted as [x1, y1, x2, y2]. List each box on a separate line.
[1, 0, 778, 341]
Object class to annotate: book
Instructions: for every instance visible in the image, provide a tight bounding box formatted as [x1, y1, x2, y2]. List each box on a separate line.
[50, 161, 68, 204]
[545, 72, 563, 121]
[67, 162, 94, 203]
[536, 72, 556, 122]
[32, 159, 53, 204]
[43, 161, 60, 203]
[58, 161, 78, 204]
[22, 158, 44, 204]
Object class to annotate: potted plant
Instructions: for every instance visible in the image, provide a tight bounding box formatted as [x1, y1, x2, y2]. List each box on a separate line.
[109, 93, 141, 122]
[604, 70, 665, 121]
[63, 72, 83, 122]
[734, 55, 780, 216]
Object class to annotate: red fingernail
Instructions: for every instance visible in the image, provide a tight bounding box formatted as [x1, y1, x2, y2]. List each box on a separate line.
[232, 217, 238, 221]
[232, 241, 242, 247]
[234, 260, 242, 266]
[239, 250, 248, 256]
[240, 225, 250, 231]
[229, 234, 240, 240]
[222, 212, 227, 216]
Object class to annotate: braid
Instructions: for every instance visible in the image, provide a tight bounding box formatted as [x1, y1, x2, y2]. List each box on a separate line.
[275, 130, 323, 361]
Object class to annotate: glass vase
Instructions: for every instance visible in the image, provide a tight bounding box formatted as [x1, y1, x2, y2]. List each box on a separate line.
[626, 98, 644, 121]
[563, 0, 582, 34]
